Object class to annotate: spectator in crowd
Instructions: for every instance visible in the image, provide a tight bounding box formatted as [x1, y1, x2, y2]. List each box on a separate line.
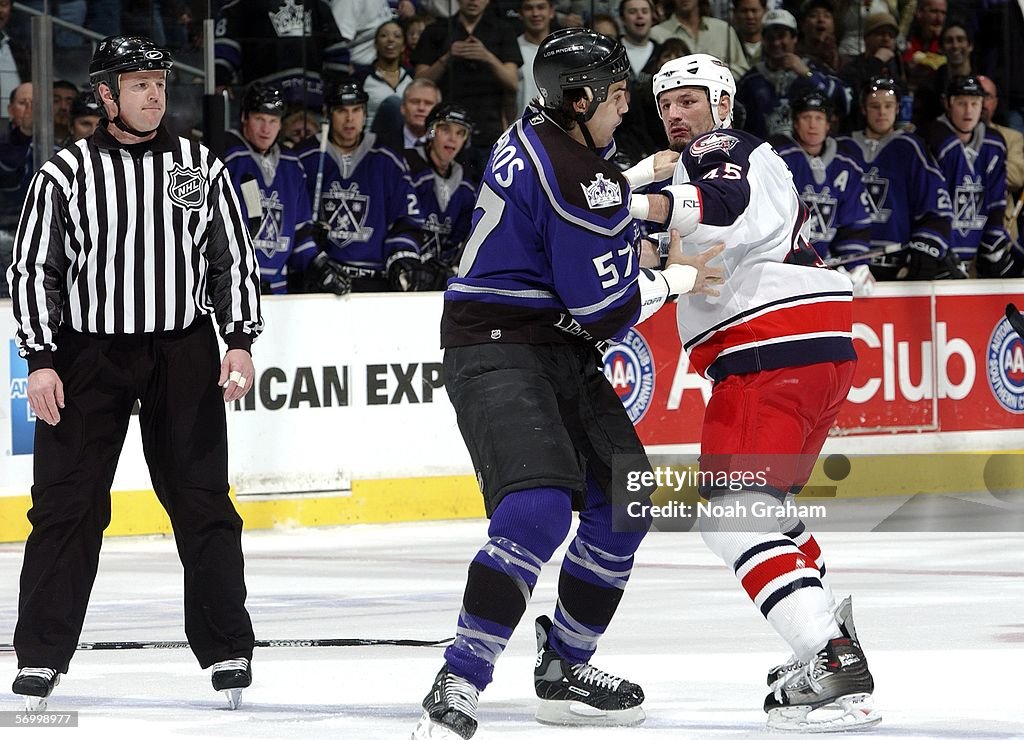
[771, 90, 874, 294]
[591, 12, 621, 38]
[400, 13, 433, 69]
[978, 74, 1024, 243]
[360, 20, 413, 131]
[333, 0, 394, 78]
[412, 0, 522, 175]
[63, 91, 102, 145]
[797, 0, 841, 72]
[915, 19, 974, 127]
[921, 75, 1017, 277]
[650, 0, 749, 78]
[377, 77, 442, 150]
[732, 0, 765, 67]
[404, 103, 478, 288]
[0, 0, 30, 106]
[833, 0, 896, 59]
[516, 0, 554, 115]
[280, 104, 321, 148]
[902, 0, 947, 95]
[0, 81, 31, 300]
[52, 80, 78, 144]
[837, 77, 955, 280]
[215, 0, 345, 110]
[976, 0, 1024, 135]
[296, 81, 432, 292]
[620, 0, 660, 82]
[735, 9, 850, 139]
[224, 84, 321, 295]
[838, 12, 906, 133]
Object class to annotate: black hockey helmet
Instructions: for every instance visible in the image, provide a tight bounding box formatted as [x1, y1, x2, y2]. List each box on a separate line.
[533, 27, 630, 121]
[860, 77, 900, 105]
[945, 74, 985, 98]
[792, 89, 831, 116]
[324, 79, 369, 112]
[70, 92, 102, 120]
[242, 83, 286, 117]
[89, 34, 172, 102]
[426, 103, 474, 142]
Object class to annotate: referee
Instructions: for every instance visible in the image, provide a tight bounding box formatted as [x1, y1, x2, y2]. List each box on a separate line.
[6, 36, 263, 710]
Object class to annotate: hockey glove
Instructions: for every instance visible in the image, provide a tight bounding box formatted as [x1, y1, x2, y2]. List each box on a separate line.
[897, 240, 945, 280]
[388, 258, 437, 291]
[304, 252, 352, 295]
[975, 238, 1016, 278]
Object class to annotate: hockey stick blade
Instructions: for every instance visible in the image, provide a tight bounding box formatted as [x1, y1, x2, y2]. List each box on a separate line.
[1006, 303, 1024, 341]
[0, 636, 454, 652]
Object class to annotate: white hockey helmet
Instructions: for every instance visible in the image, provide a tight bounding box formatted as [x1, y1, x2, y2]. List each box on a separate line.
[653, 53, 736, 128]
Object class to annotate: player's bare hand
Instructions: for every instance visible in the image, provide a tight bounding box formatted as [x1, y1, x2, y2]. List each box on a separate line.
[219, 349, 255, 403]
[27, 368, 64, 426]
[652, 149, 681, 180]
[666, 233, 725, 296]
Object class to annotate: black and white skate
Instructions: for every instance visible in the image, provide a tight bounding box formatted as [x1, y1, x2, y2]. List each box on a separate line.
[13, 667, 60, 712]
[211, 658, 251, 710]
[533, 615, 645, 727]
[765, 636, 881, 733]
[767, 596, 859, 685]
[411, 664, 479, 740]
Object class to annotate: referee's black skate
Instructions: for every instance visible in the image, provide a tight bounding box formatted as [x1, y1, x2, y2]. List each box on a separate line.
[12, 667, 60, 712]
[411, 664, 479, 739]
[533, 615, 645, 727]
[211, 657, 251, 710]
[765, 636, 881, 733]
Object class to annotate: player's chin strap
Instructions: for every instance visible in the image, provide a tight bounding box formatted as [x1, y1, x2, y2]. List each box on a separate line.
[576, 113, 598, 151]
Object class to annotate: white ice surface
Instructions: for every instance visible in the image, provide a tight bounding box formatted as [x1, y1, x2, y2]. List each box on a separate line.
[1, 520, 1022, 739]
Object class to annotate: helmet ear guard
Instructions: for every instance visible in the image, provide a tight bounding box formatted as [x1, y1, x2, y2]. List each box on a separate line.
[652, 53, 736, 128]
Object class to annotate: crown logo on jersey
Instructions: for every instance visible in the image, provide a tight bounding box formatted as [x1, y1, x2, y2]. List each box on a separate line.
[269, 0, 312, 38]
[581, 173, 622, 210]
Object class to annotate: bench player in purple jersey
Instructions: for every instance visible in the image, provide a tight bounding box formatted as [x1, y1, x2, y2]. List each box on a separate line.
[412, 27, 723, 740]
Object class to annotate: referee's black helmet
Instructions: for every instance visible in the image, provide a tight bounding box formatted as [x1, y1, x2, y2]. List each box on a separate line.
[89, 35, 173, 102]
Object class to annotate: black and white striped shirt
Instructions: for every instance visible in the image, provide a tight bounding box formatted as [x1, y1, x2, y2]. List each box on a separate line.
[7, 124, 263, 372]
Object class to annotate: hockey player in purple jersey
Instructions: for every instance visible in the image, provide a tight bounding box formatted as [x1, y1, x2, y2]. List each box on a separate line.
[224, 83, 321, 295]
[836, 77, 957, 280]
[412, 28, 723, 740]
[297, 81, 433, 292]
[771, 90, 874, 294]
[404, 103, 479, 289]
[921, 75, 1020, 277]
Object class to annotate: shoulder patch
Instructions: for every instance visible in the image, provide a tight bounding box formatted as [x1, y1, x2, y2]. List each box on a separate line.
[581, 172, 622, 209]
[690, 132, 739, 161]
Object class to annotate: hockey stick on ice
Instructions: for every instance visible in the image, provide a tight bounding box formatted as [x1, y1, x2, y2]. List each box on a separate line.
[1006, 303, 1024, 341]
[0, 636, 454, 652]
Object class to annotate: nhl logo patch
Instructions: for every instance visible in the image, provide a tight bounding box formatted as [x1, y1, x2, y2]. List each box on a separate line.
[168, 164, 206, 210]
[581, 173, 622, 210]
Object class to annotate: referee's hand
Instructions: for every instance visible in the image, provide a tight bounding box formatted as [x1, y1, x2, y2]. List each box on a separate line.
[27, 369, 65, 426]
[219, 349, 255, 403]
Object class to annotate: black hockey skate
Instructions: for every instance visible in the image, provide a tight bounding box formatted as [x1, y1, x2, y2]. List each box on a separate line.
[766, 596, 858, 685]
[765, 636, 881, 733]
[13, 667, 60, 712]
[211, 657, 251, 710]
[411, 664, 479, 740]
[533, 615, 645, 727]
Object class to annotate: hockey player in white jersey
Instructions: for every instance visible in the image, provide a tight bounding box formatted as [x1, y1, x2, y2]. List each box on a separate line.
[628, 53, 881, 733]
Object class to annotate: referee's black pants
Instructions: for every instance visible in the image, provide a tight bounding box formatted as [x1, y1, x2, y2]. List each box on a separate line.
[14, 318, 255, 673]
